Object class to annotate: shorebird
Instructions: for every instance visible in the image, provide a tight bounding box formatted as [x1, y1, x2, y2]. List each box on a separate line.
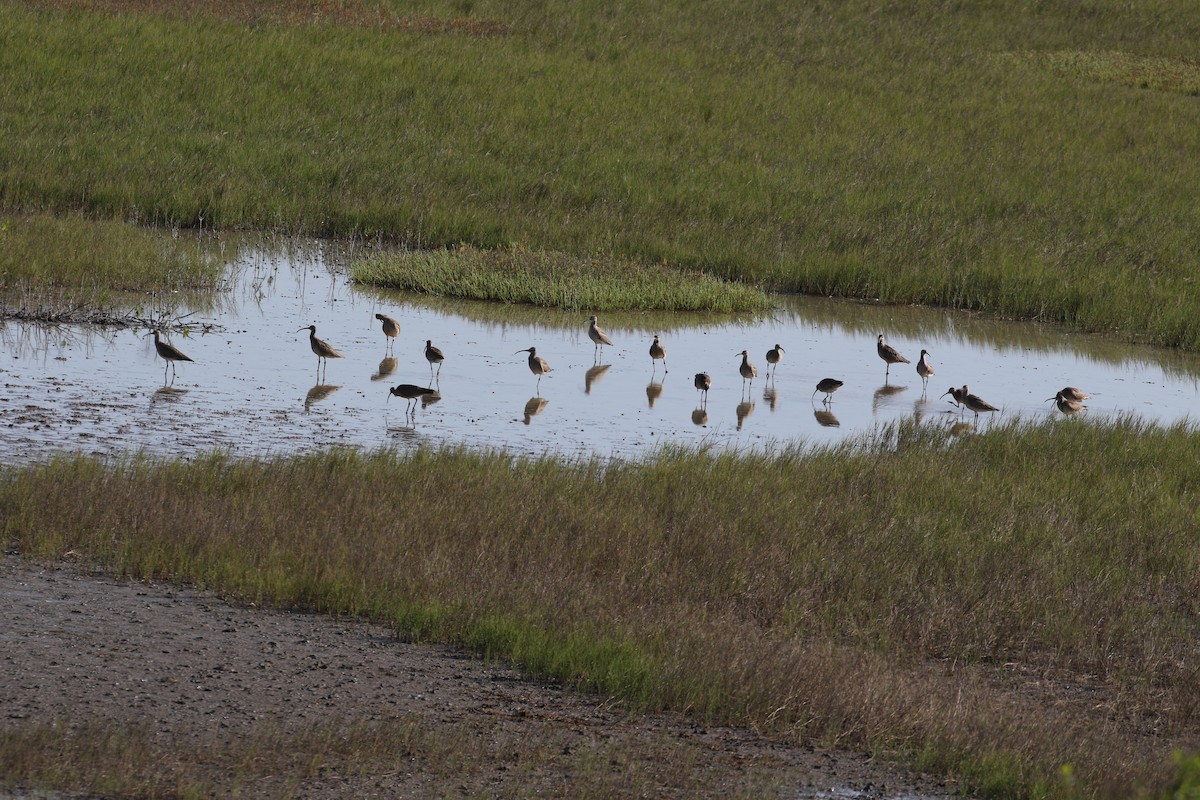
[649, 335, 667, 373]
[940, 386, 965, 410]
[424, 340, 445, 380]
[916, 349, 934, 388]
[516, 347, 552, 392]
[1048, 390, 1086, 414]
[388, 383, 437, 416]
[147, 330, 193, 383]
[959, 385, 999, 418]
[693, 372, 712, 404]
[765, 344, 784, 377]
[587, 315, 613, 359]
[876, 334, 910, 378]
[1057, 387, 1090, 402]
[375, 313, 399, 349]
[736, 350, 758, 391]
[297, 325, 342, 378]
[813, 377, 843, 404]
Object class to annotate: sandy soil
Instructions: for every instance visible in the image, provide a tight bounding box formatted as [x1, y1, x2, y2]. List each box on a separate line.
[0, 556, 957, 798]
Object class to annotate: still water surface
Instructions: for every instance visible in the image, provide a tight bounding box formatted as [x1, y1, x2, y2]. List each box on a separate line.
[2, 241, 1198, 464]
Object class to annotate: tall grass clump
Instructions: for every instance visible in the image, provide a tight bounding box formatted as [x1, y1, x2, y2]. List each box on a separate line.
[0, 213, 226, 302]
[352, 245, 771, 312]
[5, 2, 1200, 345]
[4, 418, 1200, 797]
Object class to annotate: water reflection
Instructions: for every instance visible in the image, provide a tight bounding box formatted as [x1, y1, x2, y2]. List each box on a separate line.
[371, 357, 398, 382]
[523, 396, 549, 425]
[872, 383, 908, 414]
[735, 400, 755, 431]
[814, 408, 840, 428]
[304, 384, 340, 412]
[763, 385, 779, 412]
[646, 380, 664, 409]
[691, 407, 709, 426]
[585, 363, 611, 395]
[150, 386, 188, 407]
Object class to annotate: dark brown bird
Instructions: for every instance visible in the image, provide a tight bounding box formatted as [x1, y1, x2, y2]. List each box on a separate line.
[297, 325, 343, 378]
[693, 372, 712, 404]
[813, 378, 843, 404]
[765, 344, 784, 376]
[388, 383, 436, 415]
[425, 339, 445, 379]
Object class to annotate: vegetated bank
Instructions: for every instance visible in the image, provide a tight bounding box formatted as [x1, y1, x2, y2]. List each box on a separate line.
[3, 2, 1200, 345]
[4, 417, 1200, 798]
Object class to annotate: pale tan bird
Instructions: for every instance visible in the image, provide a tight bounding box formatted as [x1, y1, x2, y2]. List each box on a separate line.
[765, 344, 784, 376]
[813, 377, 844, 404]
[147, 329, 193, 382]
[877, 334, 910, 377]
[1057, 386, 1090, 402]
[375, 313, 399, 347]
[649, 335, 667, 372]
[297, 325, 342, 377]
[516, 347, 552, 392]
[960, 385, 999, 417]
[1048, 390, 1086, 414]
[587, 315, 613, 356]
[736, 350, 758, 389]
[916, 349, 935, 387]
[693, 372, 712, 403]
[425, 339, 445, 379]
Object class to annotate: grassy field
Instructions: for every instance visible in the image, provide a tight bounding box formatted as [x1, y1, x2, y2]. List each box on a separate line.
[2, 1, 1200, 341]
[4, 418, 1200, 798]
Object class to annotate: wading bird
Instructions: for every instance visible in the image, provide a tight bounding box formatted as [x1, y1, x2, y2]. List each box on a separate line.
[765, 344, 784, 377]
[587, 315, 613, 360]
[813, 377, 843, 404]
[516, 347, 552, 392]
[916, 349, 935, 389]
[649, 335, 667, 373]
[959, 385, 999, 418]
[424, 339, 445, 380]
[693, 372, 712, 404]
[297, 325, 342, 379]
[375, 313, 399, 349]
[876, 334, 910, 378]
[1048, 390, 1086, 414]
[1057, 386, 1090, 402]
[736, 350, 758, 391]
[388, 383, 437, 417]
[147, 329, 193, 383]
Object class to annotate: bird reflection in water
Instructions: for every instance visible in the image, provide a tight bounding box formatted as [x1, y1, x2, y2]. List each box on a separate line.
[949, 421, 974, 437]
[149, 386, 188, 408]
[371, 357, 398, 382]
[813, 408, 840, 428]
[646, 379, 664, 409]
[762, 385, 778, 412]
[304, 384, 340, 413]
[523, 396, 549, 425]
[691, 407, 709, 426]
[584, 363, 611, 395]
[735, 400, 755, 431]
[872, 382, 906, 414]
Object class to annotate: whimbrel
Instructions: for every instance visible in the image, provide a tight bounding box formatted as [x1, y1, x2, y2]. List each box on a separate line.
[375, 313, 399, 349]
[1057, 387, 1090, 402]
[876, 334, 910, 378]
[587, 315, 613, 359]
[693, 372, 712, 404]
[916, 349, 934, 388]
[649, 335, 667, 373]
[297, 325, 343, 379]
[765, 344, 784, 377]
[813, 377, 843, 404]
[1048, 390, 1086, 414]
[959, 385, 999, 417]
[736, 350, 758, 391]
[148, 330, 194, 383]
[424, 340, 445, 380]
[388, 383, 437, 416]
[516, 347, 552, 392]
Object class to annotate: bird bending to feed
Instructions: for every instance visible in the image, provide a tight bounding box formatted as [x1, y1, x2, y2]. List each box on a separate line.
[959, 385, 999, 417]
[916, 349, 934, 386]
[876, 334, 910, 377]
[375, 313, 399, 346]
[694, 372, 712, 403]
[297, 325, 342, 376]
[813, 377, 843, 404]
[1057, 386, 1090, 402]
[388, 383, 437, 415]
[587, 315, 613, 356]
[940, 386, 965, 409]
[649, 335, 667, 372]
[516, 347, 552, 391]
[425, 339, 445, 379]
[766, 344, 784, 376]
[148, 330, 194, 382]
[1048, 390, 1086, 414]
[736, 350, 758, 388]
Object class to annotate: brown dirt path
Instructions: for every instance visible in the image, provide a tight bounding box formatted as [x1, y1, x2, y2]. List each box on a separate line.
[0, 556, 957, 798]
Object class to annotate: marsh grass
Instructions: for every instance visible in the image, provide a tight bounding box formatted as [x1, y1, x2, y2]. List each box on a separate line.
[4, 418, 1200, 797]
[0, 213, 227, 319]
[6, 2, 1200, 345]
[352, 245, 772, 312]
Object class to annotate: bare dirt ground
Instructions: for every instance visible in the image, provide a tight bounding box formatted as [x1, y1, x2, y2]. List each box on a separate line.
[0, 555, 957, 798]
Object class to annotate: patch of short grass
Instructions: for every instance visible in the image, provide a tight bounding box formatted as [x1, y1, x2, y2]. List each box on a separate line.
[4, 418, 1200, 797]
[1008, 50, 1200, 96]
[352, 245, 771, 312]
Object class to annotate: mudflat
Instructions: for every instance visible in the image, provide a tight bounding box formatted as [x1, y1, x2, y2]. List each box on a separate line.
[0, 556, 955, 798]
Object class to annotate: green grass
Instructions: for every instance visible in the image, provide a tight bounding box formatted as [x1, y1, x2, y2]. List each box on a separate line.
[351, 245, 772, 312]
[5, 418, 1200, 797]
[4, 2, 1200, 343]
